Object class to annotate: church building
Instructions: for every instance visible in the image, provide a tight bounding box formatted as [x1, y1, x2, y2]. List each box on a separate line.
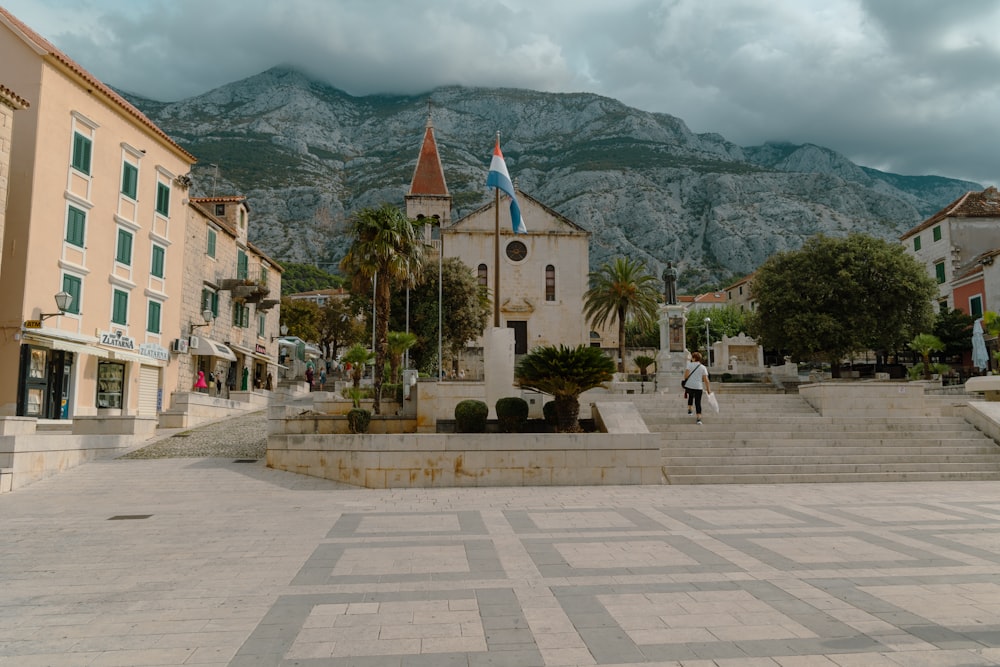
[405, 117, 602, 364]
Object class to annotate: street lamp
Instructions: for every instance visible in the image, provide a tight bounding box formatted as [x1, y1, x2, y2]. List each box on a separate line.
[39, 291, 73, 320]
[270, 324, 289, 342]
[704, 317, 711, 367]
[190, 308, 214, 334]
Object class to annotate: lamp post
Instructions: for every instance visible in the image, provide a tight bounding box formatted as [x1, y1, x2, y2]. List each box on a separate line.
[704, 317, 711, 367]
[39, 291, 73, 320]
[190, 308, 214, 334]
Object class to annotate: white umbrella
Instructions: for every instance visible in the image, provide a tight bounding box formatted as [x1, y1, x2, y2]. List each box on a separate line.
[972, 319, 989, 371]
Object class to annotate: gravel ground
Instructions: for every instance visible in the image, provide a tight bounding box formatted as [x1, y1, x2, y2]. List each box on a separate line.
[121, 410, 268, 459]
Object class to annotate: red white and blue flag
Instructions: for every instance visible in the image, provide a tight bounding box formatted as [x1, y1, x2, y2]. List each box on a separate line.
[486, 138, 526, 234]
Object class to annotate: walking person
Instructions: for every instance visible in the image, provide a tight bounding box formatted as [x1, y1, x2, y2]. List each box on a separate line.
[683, 351, 712, 425]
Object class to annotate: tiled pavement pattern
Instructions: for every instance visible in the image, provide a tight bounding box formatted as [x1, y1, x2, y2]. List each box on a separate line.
[3, 456, 1000, 666]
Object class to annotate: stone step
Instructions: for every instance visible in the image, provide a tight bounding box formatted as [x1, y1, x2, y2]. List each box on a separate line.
[664, 451, 1000, 465]
[655, 426, 981, 437]
[665, 460, 1000, 475]
[663, 445, 1000, 458]
[663, 434, 989, 445]
[664, 470, 1000, 484]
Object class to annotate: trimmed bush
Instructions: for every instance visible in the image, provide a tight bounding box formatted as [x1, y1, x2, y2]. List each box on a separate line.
[455, 399, 488, 433]
[495, 396, 529, 433]
[347, 408, 371, 434]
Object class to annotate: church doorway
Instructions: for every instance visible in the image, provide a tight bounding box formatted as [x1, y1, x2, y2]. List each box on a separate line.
[507, 321, 528, 355]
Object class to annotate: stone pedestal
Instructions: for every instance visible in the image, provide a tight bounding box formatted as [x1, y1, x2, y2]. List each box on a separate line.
[484, 327, 516, 418]
[656, 304, 688, 389]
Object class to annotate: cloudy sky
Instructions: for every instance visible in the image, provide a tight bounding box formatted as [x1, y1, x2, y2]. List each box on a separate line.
[5, 0, 999, 186]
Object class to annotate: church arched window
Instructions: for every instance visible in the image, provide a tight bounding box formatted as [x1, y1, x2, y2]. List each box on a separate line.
[478, 263, 488, 287]
[545, 265, 555, 301]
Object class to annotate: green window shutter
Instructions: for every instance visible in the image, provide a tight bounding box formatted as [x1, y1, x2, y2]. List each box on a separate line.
[155, 183, 170, 216]
[211, 291, 219, 317]
[257, 313, 266, 337]
[71, 133, 92, 175]
[260, 266, 268, 286]
[62, 274, 82, 314]
[935, 262, 946, 284]
[237, 251, 248, 279]
[206, 229, 216, 257]
[147, 300, 161, 333]
[913, 236, 921, 252]
[232, 303, 240, 326]
[151, 245, 165, 278]
[932, 226, 942, 242]
[116, 229, 133, 265]
[112, 289, 128, 325]
[121, 163, 138, 198]
[65, 206, 86, 246]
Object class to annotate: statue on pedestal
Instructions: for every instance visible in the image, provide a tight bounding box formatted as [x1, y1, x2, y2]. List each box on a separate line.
[662, 262, 678, 305]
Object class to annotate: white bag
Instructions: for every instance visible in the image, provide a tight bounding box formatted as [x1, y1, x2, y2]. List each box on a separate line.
[706, 392, 719, 413]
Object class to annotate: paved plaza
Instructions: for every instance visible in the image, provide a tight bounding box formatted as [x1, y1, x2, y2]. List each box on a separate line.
[3, 415, 1000, 666]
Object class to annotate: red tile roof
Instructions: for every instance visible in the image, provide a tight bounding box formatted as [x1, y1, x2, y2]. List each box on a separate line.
[900, 186, 1000, 240]
[0, 83, 29, 109]
[0, 6, 195, 162]
[408, 117, 449, 196]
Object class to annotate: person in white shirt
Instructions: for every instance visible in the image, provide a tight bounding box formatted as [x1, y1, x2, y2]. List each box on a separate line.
[683, 351, 712, 424]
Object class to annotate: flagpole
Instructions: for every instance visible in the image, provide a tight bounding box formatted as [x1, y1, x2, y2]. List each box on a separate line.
[493, 131, 501, 328]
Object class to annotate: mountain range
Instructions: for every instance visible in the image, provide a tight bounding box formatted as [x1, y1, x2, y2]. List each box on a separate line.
[120, 66, 981, 291]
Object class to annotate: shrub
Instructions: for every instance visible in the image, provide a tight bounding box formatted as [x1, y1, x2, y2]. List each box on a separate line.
[515, 344, 615, 432]
[454, 399, 488, 433]
[347, 408, 371, 433]
[495, 396, 529, 433]
[381, 382, 403, 403]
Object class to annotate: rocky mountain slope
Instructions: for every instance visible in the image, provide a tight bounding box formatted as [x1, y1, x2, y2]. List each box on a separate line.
[121, 67, 980, 290]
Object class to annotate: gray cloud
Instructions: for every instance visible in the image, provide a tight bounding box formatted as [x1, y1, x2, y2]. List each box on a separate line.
[6, 0, 997, 185]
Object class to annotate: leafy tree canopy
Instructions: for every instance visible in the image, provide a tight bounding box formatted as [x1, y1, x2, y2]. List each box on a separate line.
[280, 297, 322, 342]
[746, 234, 936, 365]
[685, 305, 748, 353]
[932, 308, 974, 356]
[584, 257, 660, 372]
[280, 261, 343, 296]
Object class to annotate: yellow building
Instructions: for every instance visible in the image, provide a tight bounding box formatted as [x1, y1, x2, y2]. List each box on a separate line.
[0, 7, 195, 419]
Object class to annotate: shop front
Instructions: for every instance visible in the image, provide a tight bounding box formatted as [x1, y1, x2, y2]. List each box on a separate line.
[16, 334, 109, 419]
[188, 335, 236, 397]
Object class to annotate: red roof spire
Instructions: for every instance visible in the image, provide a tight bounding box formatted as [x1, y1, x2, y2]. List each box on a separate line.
[408, 113, 449, 196]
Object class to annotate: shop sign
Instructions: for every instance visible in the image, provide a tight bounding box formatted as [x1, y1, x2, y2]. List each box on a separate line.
[139, 343, 170, 361]
[255, 343, 267, 354]
[23, 320, 42, 329]
[99, 330, 135, 350]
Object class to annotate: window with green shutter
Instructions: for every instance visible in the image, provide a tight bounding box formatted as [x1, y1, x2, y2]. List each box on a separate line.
[147, 300, 161, 334]
[206, 229, 217, 258]
[237, 250, 248, 279]
[935, 261, 946, 284]
[258, 313, 266, 337]
[913, 236, 921, 252]
[62, 274, 82, 314]
[65, 206, 86, 247]
[232, 304, 249, 328]
[71, 132, 92, 175]
[933, 226, 942, 242]
[116, 229, 133, 265]
[200, 288, 219, 318]
[112, 289, 128, 325]
[151, 245, 165, 278]
[121, 162, 138, 199]
[155, 182, 170, 216]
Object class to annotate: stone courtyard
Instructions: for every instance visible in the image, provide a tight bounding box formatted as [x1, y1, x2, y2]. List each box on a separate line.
[2, 412, 1000, 666]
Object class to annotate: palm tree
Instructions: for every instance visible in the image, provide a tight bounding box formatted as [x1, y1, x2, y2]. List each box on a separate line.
[908, 333, 944, 380]
[341, 204, 424, 414]
[341, 343, 374, 389]
[583, 257, 661, 372]
[387, 331, 418, 384]
[515, 345, 615, 432]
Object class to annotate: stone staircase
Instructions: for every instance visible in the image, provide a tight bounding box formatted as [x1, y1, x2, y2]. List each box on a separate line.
[626, 385, 1000, 484]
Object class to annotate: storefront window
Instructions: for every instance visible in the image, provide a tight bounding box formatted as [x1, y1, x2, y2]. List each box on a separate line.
[97, 362, 125, 409]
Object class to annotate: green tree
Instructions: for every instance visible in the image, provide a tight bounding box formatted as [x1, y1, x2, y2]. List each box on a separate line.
[685, 305, 748, 354]
[747, 234, 936, 376]
[583, 257, 661, 372]
[932, 308, 974, 357]
[909, 333, 944, 379]
[340, 204, 425, 414]
[515, 345, 616, 432]
[318, 297, 365, 361]
[407, 257, 490, 375]
[386, 331, 418, 383]
[280, 262, 343, 295]
[279, 297, 321, 342]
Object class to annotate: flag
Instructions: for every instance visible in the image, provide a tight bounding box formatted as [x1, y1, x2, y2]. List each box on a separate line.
[486, 138, 526, 234]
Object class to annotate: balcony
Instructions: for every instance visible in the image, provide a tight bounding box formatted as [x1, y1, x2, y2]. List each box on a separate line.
[219, 278, 270, 303]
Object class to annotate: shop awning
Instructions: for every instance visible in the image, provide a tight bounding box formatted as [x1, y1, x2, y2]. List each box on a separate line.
[277, 339, 297, 349]
[23, 335, 110, 358]
[189, 336, 237, 362]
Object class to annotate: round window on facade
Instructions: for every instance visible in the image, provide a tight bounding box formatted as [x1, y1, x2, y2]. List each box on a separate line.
[505, 240, 527, 262]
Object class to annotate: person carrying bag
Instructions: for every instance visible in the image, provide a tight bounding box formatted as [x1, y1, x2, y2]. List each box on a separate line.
[683, 351, 712, 425]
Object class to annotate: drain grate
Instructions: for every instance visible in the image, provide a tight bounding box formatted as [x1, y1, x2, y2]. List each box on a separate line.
[233, 459, 258, 463]
[108, 515, 152, 520]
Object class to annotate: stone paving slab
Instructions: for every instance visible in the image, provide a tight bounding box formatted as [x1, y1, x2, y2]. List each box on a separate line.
[3, 454, 1000, 666]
